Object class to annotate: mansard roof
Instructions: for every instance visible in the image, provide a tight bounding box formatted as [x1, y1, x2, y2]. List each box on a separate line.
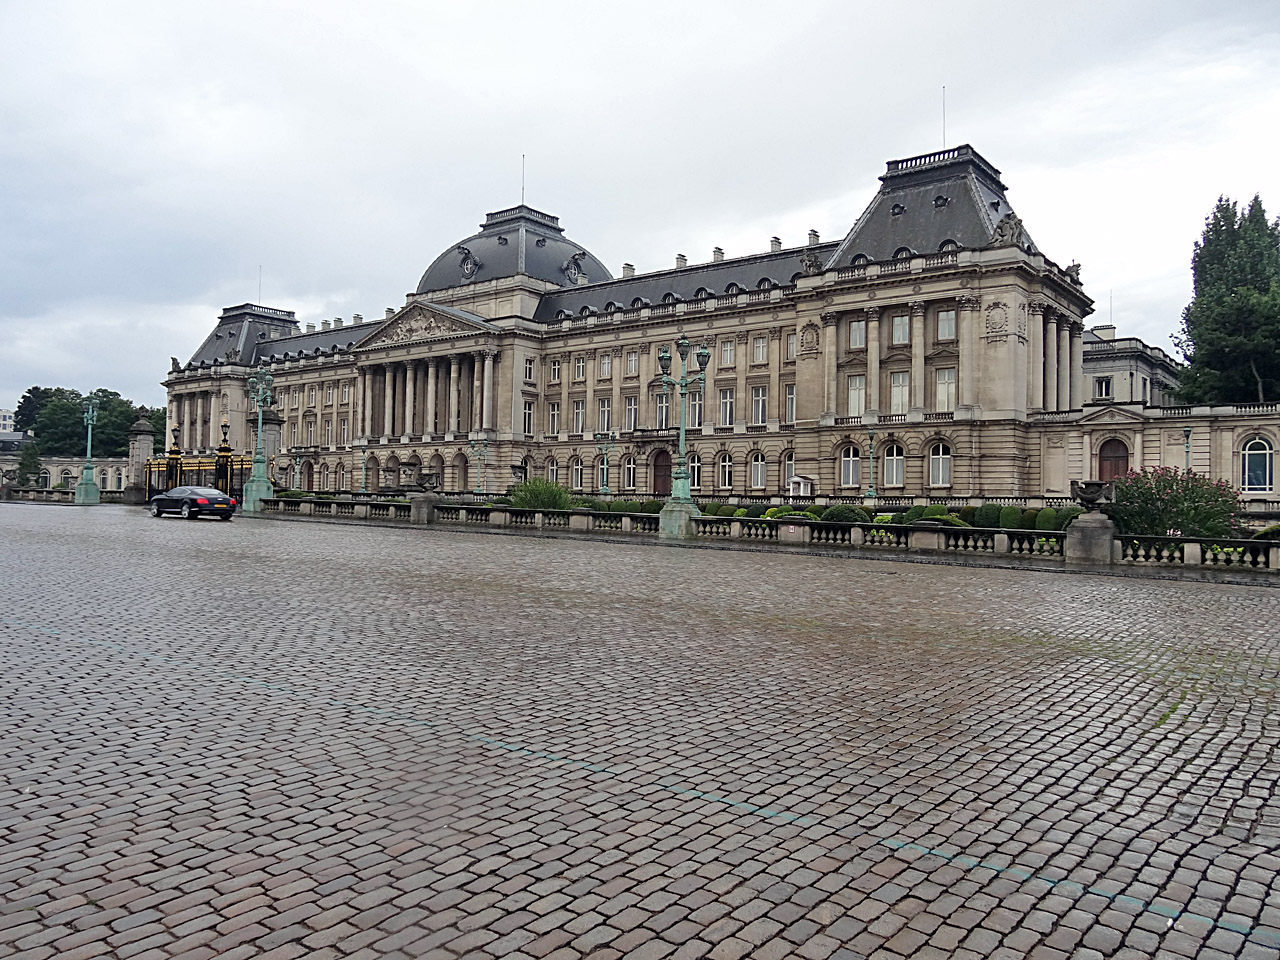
[182, 303, 379, 371]
[825, 145, 1038, 268]
[533, 243, 838, 321]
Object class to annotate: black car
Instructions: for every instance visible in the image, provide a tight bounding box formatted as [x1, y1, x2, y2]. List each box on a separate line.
[149, 486, 237, 520]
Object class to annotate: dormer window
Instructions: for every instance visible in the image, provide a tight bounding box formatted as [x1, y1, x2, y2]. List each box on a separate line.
[938, 239, 960, 252]
[756, 278, 774, 290]
[694, 288, 711, 300]
[662, 292, 678, 304]
[890, 203, 906, 216]
[933, 195, 950, 208]
[631, 297, 649, 309]
[555, 309, 571, 320]
[724, 283, 742, 295]
[893, 247, 914, 260]
[851, 254, 871, 266]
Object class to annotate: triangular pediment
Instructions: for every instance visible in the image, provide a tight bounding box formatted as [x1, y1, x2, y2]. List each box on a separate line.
[1077, 405, 1149, 426]
[356, 303, 495, 350]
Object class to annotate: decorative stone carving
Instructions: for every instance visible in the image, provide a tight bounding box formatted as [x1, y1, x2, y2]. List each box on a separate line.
[865, 306, 880, 321]
[768, 326, 783, 340]
[958, 295, 981, 311]
[562, 251, 588, 283]
[799, 323, 821, 353]
[170, 356, 182, 372]
[984, 301, 1010, 341]
[989, 213, 1025, 248]
[458, 245, 483, 280]
[1028, 298, 1047, 317]
[1016, 303, 1028, 341]
[1064, 262, 1083, 284]
[1047, 436, 1065, 448]
[364, 307, 476, 346]
[224, 347, 240, 363]
[800, 250, 825, 276]
[909, 301, 926, 318]
[820, 312, 838, 327]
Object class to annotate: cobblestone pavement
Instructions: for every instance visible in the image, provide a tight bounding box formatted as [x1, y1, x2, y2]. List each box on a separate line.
[2, 505, 1279, 960]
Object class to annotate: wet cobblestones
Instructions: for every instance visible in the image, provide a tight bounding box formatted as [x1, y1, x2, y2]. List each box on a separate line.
[1, 504, 1279, 959]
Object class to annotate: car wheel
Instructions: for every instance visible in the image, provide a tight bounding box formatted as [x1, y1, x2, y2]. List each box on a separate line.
[150, 502, 161, 517]
[180, 503, 195, 519]
[219, 514, 232, 521]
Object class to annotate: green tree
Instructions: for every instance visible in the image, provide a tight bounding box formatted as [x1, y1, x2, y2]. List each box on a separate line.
[1106, 467, 1244, 539]
[14, 386, 77, 432]
[16, 444, 41, 485]
[148, 407, 167, 453]
[1175, 195, 1280, 403]
[32, 392, 85, 456]
[508, 477, 572, 511]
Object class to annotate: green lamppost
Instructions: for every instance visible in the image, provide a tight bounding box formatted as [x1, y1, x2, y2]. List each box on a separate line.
[656, 333, 711, 537]
[354, 437, 369, 494]
[74, 396, 101, 505]
[865, 425, 877, 500]
[242, 363, 275, 512]
[593, 431, 617, 495]
[468, 436, 489, 497]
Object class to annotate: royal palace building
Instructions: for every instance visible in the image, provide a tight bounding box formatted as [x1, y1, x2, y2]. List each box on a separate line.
[163, 145, 1280, 507]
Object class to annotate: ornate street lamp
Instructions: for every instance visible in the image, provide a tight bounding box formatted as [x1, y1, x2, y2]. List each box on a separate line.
[287, 446, 305, 491]
[468, 436, 489, 497]
[1183, 424, 1192, 472]
[241, 363, 275, 512]
[865, 425, 877, 500]
[656, 333, 711, 537]
[74, 395, 101, 505]
[354, 436, 369, 493]
[593, 431, 617, 495]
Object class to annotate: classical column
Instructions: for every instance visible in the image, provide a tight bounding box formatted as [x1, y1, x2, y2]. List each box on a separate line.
[382, 363, 395, 439]
[447, 355, 460, 433]
[610, 350, 622, 432]
[1057, 320, 1071, 411]
[426, 359, 438, 436]
[768, 327, 782, 421]
[909, 301, 926, 412]
[559, 353, 571, 435]
[195, 392, 204, 450]
[180, 395, 190, 451]
[1029, 300, 1045, 411]
[865, 308, 881, 415]
[1070, 325, 1084, 411]
[358, 368, 369, 436]
[470, 352, 483, 432]
[820, 316, 837, 418]
[482, 350, 495, 431]
[584, 351, 596, 433]
[958, 296, 979, 408]
[404, 360, 416, 437]
[1043, 314, 1059, 413]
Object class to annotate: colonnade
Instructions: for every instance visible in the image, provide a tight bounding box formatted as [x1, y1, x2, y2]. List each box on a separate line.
[172, 390, 219, 452]
[1032, 302, 1085, 412]
[359, 351, 497, 439]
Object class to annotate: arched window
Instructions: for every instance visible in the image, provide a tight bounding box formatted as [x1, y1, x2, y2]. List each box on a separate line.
[718, 453, 733, 489]
[1243, 437, 1274, 491]
[930, 442, 952, 486]
[750, 452, 767, 489]
[783, 450, 795, 483]
[851, 254, 871, 266]
[893, 246, 914, 260]
[38, 470, 50, 488]
[725, 283, 742, 295]
[546, 458, 559, 484]
[631, 297, 648, 309]
[694, 288, 712, 300]
[756, 278, 774, 290]
[597, 458, 609, 490]
[60, 469, 74, 487]
[336, 463, 346, 491]
[623, 456, 637, 490]
[662, 292, 678, 304]
[939, 239, 960, 252]
[99, 470, 108, 488]
[883, 444, 905, 487]
[570, 458, 583, 490]
[688, 454, 702, 489]
[840, 446, 861, 487]
[321, 464, 331, 490]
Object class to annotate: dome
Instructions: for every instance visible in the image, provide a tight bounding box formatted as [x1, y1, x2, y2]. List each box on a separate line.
[416, 205, 613, 294]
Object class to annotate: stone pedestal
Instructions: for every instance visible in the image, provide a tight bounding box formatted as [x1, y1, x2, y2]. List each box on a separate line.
[74, 465, 100, 505]
[1065, 512, 1115, 565]
[658, 501, 701, 539]
[409, 494, 440, 525]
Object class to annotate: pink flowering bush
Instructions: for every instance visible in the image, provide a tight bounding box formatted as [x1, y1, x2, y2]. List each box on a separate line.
[1106, 467, 1244, 539]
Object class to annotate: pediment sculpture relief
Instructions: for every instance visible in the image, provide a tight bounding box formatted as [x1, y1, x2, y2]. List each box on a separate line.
[368, 309, 474, 346]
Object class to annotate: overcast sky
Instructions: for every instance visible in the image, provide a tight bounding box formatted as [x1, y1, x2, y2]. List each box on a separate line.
[3, 1, 1279, 411]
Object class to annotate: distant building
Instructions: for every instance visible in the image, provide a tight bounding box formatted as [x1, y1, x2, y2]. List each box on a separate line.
[0, 410, 13, 433]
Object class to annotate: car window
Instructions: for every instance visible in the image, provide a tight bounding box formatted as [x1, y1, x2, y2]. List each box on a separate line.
[190, 487, 225, 496]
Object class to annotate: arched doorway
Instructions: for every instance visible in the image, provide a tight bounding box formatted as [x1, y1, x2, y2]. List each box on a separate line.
[366, 456, 381, 492]
[452, 452, 469, 492]
[652, 450, 672, 497]
[301, 461, 314, 491]
[1098, 438, 1130, 481]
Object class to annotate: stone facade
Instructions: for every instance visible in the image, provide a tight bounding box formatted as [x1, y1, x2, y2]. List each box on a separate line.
[162, 146, 1280, 511]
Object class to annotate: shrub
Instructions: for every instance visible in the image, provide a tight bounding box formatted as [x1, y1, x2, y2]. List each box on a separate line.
[873, 514, 894, 524]
[958, 506, 978, 525]
[931, 514, 971, 526]
[640, 500, 665, 514]
[998, 505, 1023, 529]
[700, 502, 727, 516]
[803, 507, 824, 519]
[903, 505, 926, 523]
[1020, 508, 1041, 529]
[610, 499, 641, 513]
[766, 506, 802, 519]
[733, 508, 748, 518]
[510, 477, 573, 511]
[820, 504, 870, 524]
[743, 504, 769, 519]
[1251, 524, 1280, 540]
[890, 512, 906, 525]
[570, 496, 609, 512]
[922, 505, 949, 518]
[1055, 506, 1084, 530]
[1104, 467, 1245, 538]
[974, 504, 1002, 528]
[1035, 507, 1058, 531]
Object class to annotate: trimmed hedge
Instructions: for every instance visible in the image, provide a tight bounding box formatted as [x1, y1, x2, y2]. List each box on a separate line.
[1035, 507, 1058, 531]
[958, 506, 978, 525]
[998, 505, 1023, 529]
[743, 504, 769, 519]
[922, 505, 949, 518]
[903, 505, 927, 523]
[640, 500, 664, 514]
[973, 504, 1002, 528]
[820, 504, 871, 524]
[1055, 506, 1084, 530]
[1020, 508, 1041, 529]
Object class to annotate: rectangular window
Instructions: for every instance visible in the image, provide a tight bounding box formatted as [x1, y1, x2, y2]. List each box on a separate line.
[624, 395, 638, 431]
[326, 384, 334, 404]
[891, 314, 909, 345]
[719, 388, 735, 425]
[599, 354, 612, 378]
[936, 368, 957, 413]
[550, 359, 562, 383]
[323, 420, 332, 445]
[1141, 377, 1149, 403]
[936, 309, 956, 341]
[574, 356, 586, 380]
[751, 386, 768, 425]
[548, 401, 560, 435]
[786, 333, 797, 360]
[720, 340, 735, 367]
[572, 399, 585, 433]
[522, 400, 534, 435]
[597, 397, 611, 431]
[784, 383, 796, 424]
[849, 320, 866, 350]
[524, 357, 535, 381]
[308, 387, 316, 407]
[656, 392, 670, 429]
[752, 336, 768, 364]
[626, 351, 639, 375]
[1095, 376, 1113, 400]
[292, 389, 299, 408]
[689, 391, 703, 428]
[890, 371, 910, 414]
[847, 374, 866, 417]
[340, 419, 348, 444]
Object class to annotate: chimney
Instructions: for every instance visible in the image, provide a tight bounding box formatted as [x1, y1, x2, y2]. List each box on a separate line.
[321, 319, 331, 331]
[270, 329, 281, 340]
[575, 274, 588, 285]
[808, 229, 820, 246]
[333, 317, 344, 328]
[305, 323, 316, 334]
[675, 253, 687, 269]
[622, 263, 635, 278]
[770, 236, 782, 253]
[352, 313, 363, 323]
[712, 247, 724, 262]
[385, 307, 395, 319]
[1091, 324, 1116, 341]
